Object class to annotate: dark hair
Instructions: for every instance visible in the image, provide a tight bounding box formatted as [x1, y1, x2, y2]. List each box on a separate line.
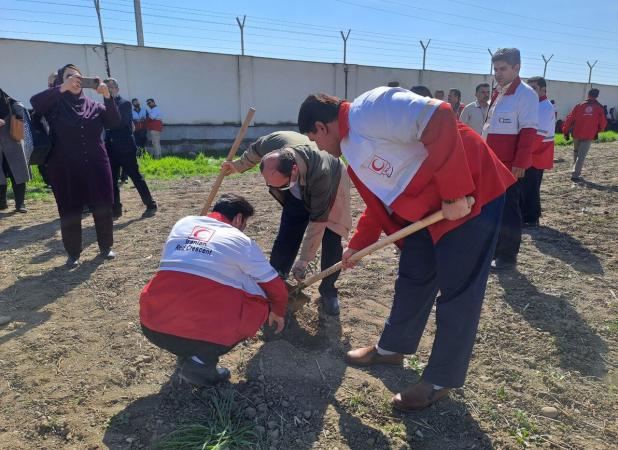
[212, 194, 254, 221]
[434, 89, 444, 95]
[54, 63, 82, 87]
[475, 83, 490, 93]
[131, 98, 139, 103]
[259, 148, 296, 176]
[448, 88, 461, 100]
[491, 48, 521, 66]
[146, 98, 155, 103]
[298, 93, 341, 134]
[588, 88, 600, 98]
[410, 85, 432, 97]
[527, 76, 546, 88]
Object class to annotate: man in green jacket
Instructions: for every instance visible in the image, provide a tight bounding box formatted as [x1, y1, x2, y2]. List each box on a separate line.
[222, 131, 351, 315]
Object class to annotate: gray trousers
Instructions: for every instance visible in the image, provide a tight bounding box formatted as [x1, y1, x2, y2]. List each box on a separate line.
[572, 139, 592, 178]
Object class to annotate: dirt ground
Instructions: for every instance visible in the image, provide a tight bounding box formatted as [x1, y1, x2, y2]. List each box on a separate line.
[1, 142, 617, 450]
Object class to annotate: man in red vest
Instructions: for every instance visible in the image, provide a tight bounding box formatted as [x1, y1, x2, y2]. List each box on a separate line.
[482, 48, 539, 271]
[139, 194, 287, 386]
[521, 76, 555, 227]
[562, 88, 607, 181]
[298, 87, 514, 410]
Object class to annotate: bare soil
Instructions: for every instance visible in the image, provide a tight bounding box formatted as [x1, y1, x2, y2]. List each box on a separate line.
[1, 142, 617, 450]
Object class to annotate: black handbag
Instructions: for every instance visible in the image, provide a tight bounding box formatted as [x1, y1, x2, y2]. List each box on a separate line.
[27, 111, 52, 166]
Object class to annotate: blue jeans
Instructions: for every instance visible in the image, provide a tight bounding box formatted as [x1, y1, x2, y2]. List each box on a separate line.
[378, 195, 504, 388]
[269, 191, 342, 298]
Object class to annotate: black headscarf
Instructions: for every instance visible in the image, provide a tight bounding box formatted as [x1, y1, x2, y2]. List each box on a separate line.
[52, 64, 98, 126]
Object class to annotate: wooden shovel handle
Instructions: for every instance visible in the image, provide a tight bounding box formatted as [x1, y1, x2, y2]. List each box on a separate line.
[297, 196, 475, 290]
[200, 107, 256, 215]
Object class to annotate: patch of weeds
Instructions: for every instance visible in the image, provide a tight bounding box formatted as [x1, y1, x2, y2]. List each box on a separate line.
[404, 355, 426, 374]
[496, 386, 508, 402]
[347, 391, 368, 414]
[605, 319, 618, 334]
[509, 410, 541, 448]
[105, 411, 130, 429]
[381, 422, 406, 440]
[155, 388, 259, 450]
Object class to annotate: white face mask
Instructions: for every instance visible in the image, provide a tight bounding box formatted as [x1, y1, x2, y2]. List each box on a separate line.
[278, 179, 297, 191]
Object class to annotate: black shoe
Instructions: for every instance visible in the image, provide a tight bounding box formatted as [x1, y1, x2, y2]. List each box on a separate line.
[112, 206, 123, 219]
[178, 360, 231, 386]
[491, 258, 516, 271]
[571, 176, 583, 182]
[142, 202, 158, 217]
[15, 204, 27, 213]
[321, 295, 341, 316]
[0, 202, 8, 211]
[523, 220, 539, 228]
[66, 256, 80, 267]
[99, 248, 116, 260]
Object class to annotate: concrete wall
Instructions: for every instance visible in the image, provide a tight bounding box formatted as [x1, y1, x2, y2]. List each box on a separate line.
[2, 38, 617, 153]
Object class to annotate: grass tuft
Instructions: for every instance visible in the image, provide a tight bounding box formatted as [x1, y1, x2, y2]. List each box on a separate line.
[155, 389, 259, 450]
[554, 130, 617, 146]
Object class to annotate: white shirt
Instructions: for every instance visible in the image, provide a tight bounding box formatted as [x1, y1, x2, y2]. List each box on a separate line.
[341, 86, 440, 206]
[538, 98, 556, 142]
[147, 106, 162, 120]
[132, 108, 147, 121]
[460, 100, 489, 135]
[482, 80, 538, 139]
[158, 216, 278, 297]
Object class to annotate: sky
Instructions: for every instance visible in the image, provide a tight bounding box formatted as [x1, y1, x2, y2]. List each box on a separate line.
[1, 0, 617, 85]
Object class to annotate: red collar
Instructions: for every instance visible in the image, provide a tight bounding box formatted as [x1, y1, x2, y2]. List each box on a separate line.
[539, 95, 547, 102]
[504, 76, 521, 96]
[338, 101, 351, 139]
[207, 212, 232, 225]
[491, 76, 521, 103]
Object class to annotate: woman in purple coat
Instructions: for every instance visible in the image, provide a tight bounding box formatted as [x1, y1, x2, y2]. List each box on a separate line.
[31, 64, 121, 267]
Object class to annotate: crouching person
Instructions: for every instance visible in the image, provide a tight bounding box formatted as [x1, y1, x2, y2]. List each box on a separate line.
[139, 194, 288, 386]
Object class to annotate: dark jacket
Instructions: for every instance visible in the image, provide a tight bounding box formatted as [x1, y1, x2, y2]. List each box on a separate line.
[105, 95, 136, 151]
[232, 131, 343, 222]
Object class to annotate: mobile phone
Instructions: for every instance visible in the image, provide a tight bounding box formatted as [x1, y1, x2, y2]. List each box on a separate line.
[80, 77, 100, 89]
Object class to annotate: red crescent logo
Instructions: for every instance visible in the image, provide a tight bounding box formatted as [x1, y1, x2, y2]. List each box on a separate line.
[371, 159, 385, 171]
[190, 226, 214, 242]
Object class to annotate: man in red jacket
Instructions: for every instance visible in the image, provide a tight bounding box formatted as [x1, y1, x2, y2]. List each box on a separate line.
[298, 87, 514, 410]
[139, 194, 288, 386]
[562, 88, 608, 181]
[482, 48, 538, 271]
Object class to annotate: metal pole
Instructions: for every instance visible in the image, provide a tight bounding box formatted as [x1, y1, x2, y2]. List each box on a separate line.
[542, 54, 553, 78]
[419, 39, 431, 70]
[236, 15, 246, 56]
[418, 39, 430, 84]
[587, 60, 598, 85]
[134, 0, 144, 46]
[94, 0, 111, 76]
[487, 48, 494, 75]
[341, 29, 351, 98]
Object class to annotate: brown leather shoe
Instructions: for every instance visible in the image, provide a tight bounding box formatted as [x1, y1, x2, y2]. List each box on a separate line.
[391, 380, 450, 411]
[345, 345, 404, 367]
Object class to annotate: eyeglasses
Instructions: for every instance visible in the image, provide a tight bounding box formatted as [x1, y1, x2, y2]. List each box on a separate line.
[266, 174, 292, 190]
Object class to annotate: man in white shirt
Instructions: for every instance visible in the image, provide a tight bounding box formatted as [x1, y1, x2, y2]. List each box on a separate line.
[146, 98, 163, 158]
[460, 83, 490, 135]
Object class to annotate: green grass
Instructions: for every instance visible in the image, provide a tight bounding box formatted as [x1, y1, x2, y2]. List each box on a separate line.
[554, 130, 617, 146]
[155, 389, 260, 450]
[13, 152, 256, 201]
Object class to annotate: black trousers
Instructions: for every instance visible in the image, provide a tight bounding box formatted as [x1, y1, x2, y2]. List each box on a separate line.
[134, 129, 148, 148]
[60, 206, 113, 258]
[269, 190, 342, 298]
[1, 155, 26, 208]
[494, 180, 523, 263]
[521, 167, 544, 223]
[141, 325, 233, 369]
[106, 142, 154, 210]
[378, 195, 504, 387]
